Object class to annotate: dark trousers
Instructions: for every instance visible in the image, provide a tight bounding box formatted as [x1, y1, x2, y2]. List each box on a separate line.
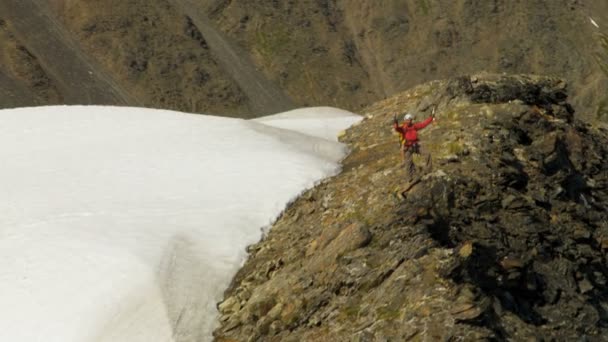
[402, 143, 432, 182]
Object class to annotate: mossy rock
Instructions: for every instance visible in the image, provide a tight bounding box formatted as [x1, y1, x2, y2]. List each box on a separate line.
[445, 141, 465, 155]
[376, 307, 402, 321]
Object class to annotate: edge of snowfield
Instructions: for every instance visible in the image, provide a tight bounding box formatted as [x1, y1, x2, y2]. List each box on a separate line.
[0, 105, 361, 342]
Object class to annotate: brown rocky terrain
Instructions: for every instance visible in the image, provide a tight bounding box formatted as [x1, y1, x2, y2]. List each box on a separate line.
[50, 0, 255, 116]
[0, 0, 135, 106]
[214, 74, 608, 341]
[1, 1, 608, 119]
[206, 0, 608, 117]
[3, 2, 608, 340]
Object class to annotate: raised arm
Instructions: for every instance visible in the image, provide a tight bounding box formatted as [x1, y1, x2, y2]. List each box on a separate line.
[393, 114, 404, 133]
[413, 116, 434, 130]
[393, 121, 404, 133]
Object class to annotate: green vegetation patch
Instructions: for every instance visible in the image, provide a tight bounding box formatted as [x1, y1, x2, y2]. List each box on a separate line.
[341, 304, 361, 318]
[596, 97, 608, 121]
[446, 140, 465, 155]
[416, 0, 430, 15]
[593, 33, 608, 77]
[254, 23, 291, 65]
[594, 33, 608, 120]
[376, 306, 402, 321]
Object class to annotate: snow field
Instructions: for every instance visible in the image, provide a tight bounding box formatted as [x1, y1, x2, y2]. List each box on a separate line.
[0, 105, 361, 341]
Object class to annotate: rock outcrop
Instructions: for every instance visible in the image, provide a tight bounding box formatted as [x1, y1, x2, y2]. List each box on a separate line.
[214, 74, 608, 341]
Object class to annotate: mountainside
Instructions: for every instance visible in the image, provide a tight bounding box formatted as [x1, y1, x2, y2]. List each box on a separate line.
[205, 0, 608, 116]
[214, 74, 608, 341]
[1, 1, 608, 118]
[0, 0, 135, 107]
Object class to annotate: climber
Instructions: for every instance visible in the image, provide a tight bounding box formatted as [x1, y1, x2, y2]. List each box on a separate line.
[393, 111, 435, 186]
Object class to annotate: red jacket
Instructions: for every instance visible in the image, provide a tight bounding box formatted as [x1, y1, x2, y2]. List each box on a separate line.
[394, 116, 433, 147]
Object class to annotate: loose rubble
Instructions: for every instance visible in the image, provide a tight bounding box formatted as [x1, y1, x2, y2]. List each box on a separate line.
[215, 73, 608, 341]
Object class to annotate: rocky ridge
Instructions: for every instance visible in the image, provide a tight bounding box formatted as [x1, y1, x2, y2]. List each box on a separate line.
[214, 74, 608, 341]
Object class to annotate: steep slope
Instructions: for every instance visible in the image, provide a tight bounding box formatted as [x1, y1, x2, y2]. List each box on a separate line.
[206, 0, 608, 118]
[0, 68, 41, 108]
[50, 0, 258, 117]
[214, 74, 608, 341]
[171, 0, 295, 115]
[0, 15, 65, 106]
[1, 1, 607, 118]
[0, 0, 136, 106]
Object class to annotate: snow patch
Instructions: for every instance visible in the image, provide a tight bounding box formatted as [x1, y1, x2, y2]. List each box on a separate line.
[0, 105, 360, 342]
[255, 107, 362, 141]
[590, 17, 600, 28]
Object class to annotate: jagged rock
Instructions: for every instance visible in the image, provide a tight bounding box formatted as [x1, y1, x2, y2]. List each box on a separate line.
[214, 74, 608, 341]
[579, 279, 594, 294]
[451, 302, 484, 322]
[218, 296, 240, 315]
[458, 241, 473, 258]
[500, 257, 524, 270]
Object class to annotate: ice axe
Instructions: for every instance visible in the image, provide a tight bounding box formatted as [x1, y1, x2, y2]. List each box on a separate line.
[393, 114, 401, 148]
